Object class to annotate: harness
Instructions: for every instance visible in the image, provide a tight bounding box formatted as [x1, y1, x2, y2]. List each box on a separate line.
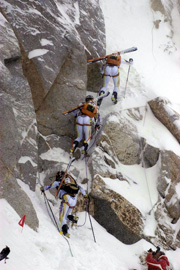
[62, 193, 75, 209]
[105, 73, 119, 77]
[76, 122, 91, 126]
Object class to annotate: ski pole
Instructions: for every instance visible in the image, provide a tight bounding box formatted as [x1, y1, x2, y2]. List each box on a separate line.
[87, 196, 96, 243]
[124, 65, 131, 99]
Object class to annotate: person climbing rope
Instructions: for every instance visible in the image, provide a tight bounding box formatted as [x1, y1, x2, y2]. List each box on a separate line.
[146, 247, 170, 270]
[69, 95, 101, 157]
[98, 54, 133, 105]
[40, 171, 88, 238]
[0, 246, 10, 263]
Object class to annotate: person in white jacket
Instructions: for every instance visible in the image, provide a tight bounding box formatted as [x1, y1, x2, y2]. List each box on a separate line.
[40, 171, 87, 237]
[70, 95, 101, 156]
[98, 55, 133, 105]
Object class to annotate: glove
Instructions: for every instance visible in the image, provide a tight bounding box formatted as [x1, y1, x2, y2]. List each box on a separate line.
[95, 124, 100, 131]
[40, 186, 45, 193]
[156, 246, 160, 253]
[129, 58, 133, 64]
[148, 248, 153, 253]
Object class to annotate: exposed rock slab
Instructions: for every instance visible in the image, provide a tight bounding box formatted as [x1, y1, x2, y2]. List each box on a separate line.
[91, 175, 143, 244]
[149, 97, 180, 143]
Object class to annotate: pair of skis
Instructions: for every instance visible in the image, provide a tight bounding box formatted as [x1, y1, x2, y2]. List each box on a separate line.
[55, 157, 76, 198]
[62, 91, 110, 115]
[88, 46, 137, 64]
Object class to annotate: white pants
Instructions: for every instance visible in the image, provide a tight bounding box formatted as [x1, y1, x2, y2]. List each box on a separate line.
[100, 65, 120, 94]
[59, 190, 77, 232]
[75, 115, 92, 149]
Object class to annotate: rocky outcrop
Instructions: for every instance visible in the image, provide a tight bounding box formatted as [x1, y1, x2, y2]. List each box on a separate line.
[0, 0, 105, 140]
[149, 98, 180, 143]
[90, 108, 180, 249]
[91, 175, 143, 244]
[157, 151, 180, 223]
[77, 1, 105, 92]
[89, 114, 144, 244]
[103, 113, 140, 165]
[154, 200, 180, 249]
[0, 14, 39, 230]
[140, 138, 160, 168]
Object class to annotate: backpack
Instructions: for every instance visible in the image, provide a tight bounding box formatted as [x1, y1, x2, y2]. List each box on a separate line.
[106, 55, 121, 66]
[81, 101, 97, 118]
[57, 174, 79, 195]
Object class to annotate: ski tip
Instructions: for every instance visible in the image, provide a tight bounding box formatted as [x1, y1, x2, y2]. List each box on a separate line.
[70, 157, 76, 162]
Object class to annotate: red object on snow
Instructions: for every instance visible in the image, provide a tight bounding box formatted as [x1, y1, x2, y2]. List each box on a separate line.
[18, 215, 26, 227]
[146, 253, 170, 270]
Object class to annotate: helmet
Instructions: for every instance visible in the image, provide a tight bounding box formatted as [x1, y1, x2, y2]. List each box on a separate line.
[85, 95, 94, 102]
[56, 171, 65, 181]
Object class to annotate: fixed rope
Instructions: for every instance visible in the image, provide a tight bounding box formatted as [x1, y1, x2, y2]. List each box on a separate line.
[85, 155, 96, 243]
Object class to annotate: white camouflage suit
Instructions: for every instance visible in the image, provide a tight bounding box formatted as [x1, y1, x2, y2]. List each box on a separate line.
[43, 176, 86, 234]
[72, 100, 100, 153]
[100, 57, 131, 96]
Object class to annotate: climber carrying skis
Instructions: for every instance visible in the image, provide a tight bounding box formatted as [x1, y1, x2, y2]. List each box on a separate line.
[40, 171, 87, 238]
[63, 95, 101, 157]
[97, 54, 133, 105]
[88, 47, 137, 106]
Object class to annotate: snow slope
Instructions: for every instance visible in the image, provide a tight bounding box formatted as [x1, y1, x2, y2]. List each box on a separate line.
[1, 0, 180, 269]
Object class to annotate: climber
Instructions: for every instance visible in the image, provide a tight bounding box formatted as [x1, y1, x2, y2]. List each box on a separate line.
[70, 94, 101, 157]
[146, 247, 170, 270]
[40, 171, 87, 237]
[97, 54, 133, 106]
[0, 246, 10, 263]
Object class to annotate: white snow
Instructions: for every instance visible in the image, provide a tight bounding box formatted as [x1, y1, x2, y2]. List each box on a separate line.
[18, 156, 37, 167]
[40, 39, 53, 46]
[176, 183, 180, 199]
[28, 49, 49, 59]
[1, 0, 180, 269]
[0, 184, 148, 270]
[0, 12, 6, 26]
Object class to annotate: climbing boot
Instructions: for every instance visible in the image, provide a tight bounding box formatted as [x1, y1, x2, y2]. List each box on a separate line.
[97, 91, 105, 107]
[70, 141, 79, 157]
[111, 92, 118, 104]
[61, 224, 70, 238]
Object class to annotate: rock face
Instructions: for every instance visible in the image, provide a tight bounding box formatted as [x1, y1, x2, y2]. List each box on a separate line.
[90, 107, 180, 249]
[0, 14, 39, 230]
[89, 112, 144, 244]
[0, 0, 105, 140]
[140, 139, 160, 168]
[149, 98, 180, 143]
[77, 1, 105, 93]
[0, 0, 105, 231]
[157, 151, 180, 223]
[104, 113, 140, 165]
[91, 175, 143, 244]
